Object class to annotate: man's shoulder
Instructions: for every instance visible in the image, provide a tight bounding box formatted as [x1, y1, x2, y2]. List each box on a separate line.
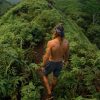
[47, 40, 54, 46]
[48, 40, 52, 44]
[47, 40, 56, 47]
[48, 39, 55, 43]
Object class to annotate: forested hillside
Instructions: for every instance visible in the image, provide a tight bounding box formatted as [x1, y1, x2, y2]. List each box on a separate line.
[54, 0, 100, 49]
[0, 0, 100, 100]
[0, 0, 12, 16]
[7, 0, 21, 4]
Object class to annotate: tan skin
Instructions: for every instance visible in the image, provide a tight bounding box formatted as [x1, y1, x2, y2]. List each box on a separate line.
[41, 34, 69, 96]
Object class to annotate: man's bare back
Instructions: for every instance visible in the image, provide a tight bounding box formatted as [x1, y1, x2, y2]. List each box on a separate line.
[48, 37, 69, 62]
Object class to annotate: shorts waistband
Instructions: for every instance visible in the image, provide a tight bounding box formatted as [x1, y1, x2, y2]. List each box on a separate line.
[48, 60, 63, 63]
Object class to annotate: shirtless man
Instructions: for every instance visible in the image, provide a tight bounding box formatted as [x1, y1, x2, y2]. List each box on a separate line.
[41, 23, 69, 99]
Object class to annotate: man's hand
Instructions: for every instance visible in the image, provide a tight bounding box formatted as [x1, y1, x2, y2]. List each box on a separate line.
[38, 63, 45, 72]
[41, 67, 45, 72]
[40, 62, 45, 68]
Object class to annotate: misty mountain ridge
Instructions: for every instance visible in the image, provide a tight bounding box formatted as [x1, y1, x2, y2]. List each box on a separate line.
[0, 0, 12, 16]
[7, 0, 21, 4]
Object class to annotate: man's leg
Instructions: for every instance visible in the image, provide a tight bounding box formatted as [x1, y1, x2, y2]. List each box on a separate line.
[50, 62, 62, 91]
[42, 75, 51, 95]
[50, 76, 57, 92]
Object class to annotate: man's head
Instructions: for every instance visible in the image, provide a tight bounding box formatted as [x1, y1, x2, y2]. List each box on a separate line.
[53, 23, 64, 39]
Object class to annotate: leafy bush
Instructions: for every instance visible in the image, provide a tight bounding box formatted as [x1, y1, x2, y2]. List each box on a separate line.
[87, 24, 100, 49]
[21, 82, 40, 100]
[0, 0, 100, 100]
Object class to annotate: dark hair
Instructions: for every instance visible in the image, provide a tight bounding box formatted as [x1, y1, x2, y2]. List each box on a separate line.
[55, 23, 64, 38]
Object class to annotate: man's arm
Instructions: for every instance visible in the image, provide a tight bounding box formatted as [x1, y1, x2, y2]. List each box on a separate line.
[63, 42, 69, 64]
[42, 41, 52, 67]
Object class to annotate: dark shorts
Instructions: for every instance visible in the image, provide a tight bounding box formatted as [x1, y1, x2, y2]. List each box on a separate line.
[43, 61, 63, 77]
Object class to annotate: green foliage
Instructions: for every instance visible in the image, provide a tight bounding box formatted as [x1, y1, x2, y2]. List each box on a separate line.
[0, 0, 12, 16]
[21, 82, 40, 100]
[81, 0, 100, 15]
[0, 0, 100, 100]
[87, 24, 100, 49]
[54, 41, 100, 99]
[54, 0, 81, 16]
[54, 0, 100, 48]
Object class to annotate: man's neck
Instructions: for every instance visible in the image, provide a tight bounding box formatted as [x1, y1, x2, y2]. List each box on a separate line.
[56, 36, 63, 41]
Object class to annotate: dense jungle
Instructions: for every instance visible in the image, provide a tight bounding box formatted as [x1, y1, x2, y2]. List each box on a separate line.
[0, 0, 100, 100]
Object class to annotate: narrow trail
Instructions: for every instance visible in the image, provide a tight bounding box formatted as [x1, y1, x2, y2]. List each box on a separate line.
[34, 42, 45, 64]
[33, 41, 54, 100]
